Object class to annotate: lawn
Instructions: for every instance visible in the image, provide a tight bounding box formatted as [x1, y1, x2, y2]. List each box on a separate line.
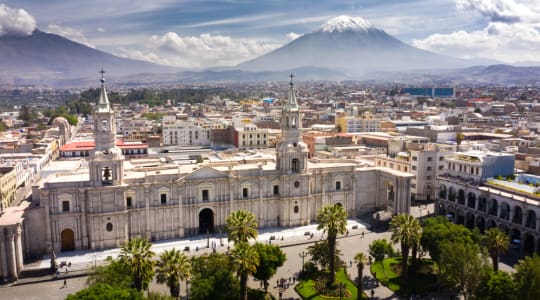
[295, 268, 367, 300]
[370, 257, 438, 297]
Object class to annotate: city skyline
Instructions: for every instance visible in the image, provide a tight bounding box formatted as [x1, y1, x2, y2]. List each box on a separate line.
[1, 0, 540, 68]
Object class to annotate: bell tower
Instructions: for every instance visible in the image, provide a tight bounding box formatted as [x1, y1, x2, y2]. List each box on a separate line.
[88, 69, 124, 186]
[276, 74, 308, 174]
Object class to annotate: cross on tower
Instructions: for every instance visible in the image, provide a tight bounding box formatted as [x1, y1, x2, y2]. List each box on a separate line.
[289, 73, 294, 86]
[99, 68, 106, 83]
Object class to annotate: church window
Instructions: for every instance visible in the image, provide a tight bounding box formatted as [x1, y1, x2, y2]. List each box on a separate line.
[294, 206, 299, 214]
[294, 181, 300, 188]
[106, 223, 113, 232]
[243, 188, 249, 198]
[335, 181, 341, 191]
[126, 197, 132, 208]
[160, 194, 167, 204]
[291, 158, 299, 172]
[273, 185, 279, 195]
[292, 117, 296, 128]
[62, 201, 70, 212]
[202, 190, 209, 202]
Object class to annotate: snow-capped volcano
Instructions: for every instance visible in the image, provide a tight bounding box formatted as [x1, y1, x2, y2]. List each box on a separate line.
[317, 16, 373, 33]
[238, 15, 472, 75]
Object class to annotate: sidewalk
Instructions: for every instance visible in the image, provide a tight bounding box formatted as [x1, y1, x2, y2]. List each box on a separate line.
[15, 219, 400, 299]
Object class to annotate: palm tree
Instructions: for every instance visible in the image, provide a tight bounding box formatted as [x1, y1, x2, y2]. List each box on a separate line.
[482, 228, 509, 272]
[389, 213, 422, 276]
[119, 237, 155, 291]
[155, 248, 192, 298]
[226, 210, 258, 244]
[317, 204, 348, 286]
[354, 252, 368, 300]
[231, 242, 260, 300]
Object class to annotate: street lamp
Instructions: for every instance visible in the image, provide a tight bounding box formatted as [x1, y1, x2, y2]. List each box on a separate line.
[298, 251, 308, 276]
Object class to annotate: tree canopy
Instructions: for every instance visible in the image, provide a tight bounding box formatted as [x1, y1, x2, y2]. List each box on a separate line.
[252, 243, 286, 292]
[514, 255, 540, 300]
[65, 283, 144, 300]
[190, 253, 240, 300]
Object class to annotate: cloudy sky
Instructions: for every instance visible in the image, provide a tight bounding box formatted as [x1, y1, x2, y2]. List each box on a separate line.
[2, 0, 540, 68]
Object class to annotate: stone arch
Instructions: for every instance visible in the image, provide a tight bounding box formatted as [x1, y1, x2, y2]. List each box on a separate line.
[489, 199, 498, 216]
[476, 216, 486, 233]
[439, 184, 447, 199]
[510, 228, 521, 242]
[198, 208, 215, 234]
[448, 187, 456, 202]
[498, 223, 510, 235]
[291, 158, 299, 172]
[61, 228, 75, 251]
[487, 219, 497, 230]
[457, 189, 465, 205]
[466, 212, 475, 229]
[437, 202, 446, 215]
[524, 234, 535, 254]
[526, 210, 537, 229]
[512, 206, 523, 225]
[499, 202, 510, 220]
[478, 196, 487, 213]
[456, 208, 465, 225]
[467, 192, 476, 209]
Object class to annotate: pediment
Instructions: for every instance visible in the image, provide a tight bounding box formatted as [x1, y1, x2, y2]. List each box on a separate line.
[183, 166, 229, 181]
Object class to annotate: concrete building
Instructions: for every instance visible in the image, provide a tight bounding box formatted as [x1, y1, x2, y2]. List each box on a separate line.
[435, 151, 540, 254]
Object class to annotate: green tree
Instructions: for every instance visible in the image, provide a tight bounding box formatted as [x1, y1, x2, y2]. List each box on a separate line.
[307, 239, 343, 272]
[421, 216, 478, 263]
[389, 213, 422, 276]
[87, 258, 132, 289]
[514, 255, 540, 300]
[190, 253, 239, 300]
[230, 242, 260, 300]
[317, 204, 348, 286]
[155, 248, 192, 298]
[252, 243, 286, 293]
[119, 237, 155, 291]
[65, 283, 144, 300]
[354, 252, 368, 300]
[438, 241, 491, 300]
[226, 210, 258, 244]
[368, 239, 394, 275]
[476, 271, 517, 300]
[482, 228, 509, 272]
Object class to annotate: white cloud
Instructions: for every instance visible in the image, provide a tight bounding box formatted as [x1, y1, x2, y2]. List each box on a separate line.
[0, 4, 36, 36]
[286, 32, 301, 41]
[116, 32, 281, 68]
[96, 27, 105, 33]
[456, 0, 536, 23]
[413, 0, 540, 63]
[46, 24, 94, 48]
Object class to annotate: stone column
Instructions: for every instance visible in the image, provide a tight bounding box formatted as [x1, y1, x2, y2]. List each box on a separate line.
[178, 188, 184, 238]
[7, 228, 17, 280]
[15, 226, 24, 272]
[0, 229, 8, 279]
[258, 176, 264, 227]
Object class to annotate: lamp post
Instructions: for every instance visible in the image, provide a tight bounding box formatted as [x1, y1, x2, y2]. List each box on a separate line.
[298, 251, 308, 275]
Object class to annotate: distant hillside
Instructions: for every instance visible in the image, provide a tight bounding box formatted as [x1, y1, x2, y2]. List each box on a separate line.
[0, 30, 177, 85]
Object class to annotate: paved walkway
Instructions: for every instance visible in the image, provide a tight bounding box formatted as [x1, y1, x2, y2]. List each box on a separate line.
[9, 218, 400, 299]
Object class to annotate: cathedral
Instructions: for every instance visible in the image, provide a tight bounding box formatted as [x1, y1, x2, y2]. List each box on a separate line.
[34, 75, 412, 254]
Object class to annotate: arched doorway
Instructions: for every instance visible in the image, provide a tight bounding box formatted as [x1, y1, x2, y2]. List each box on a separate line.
[199, 208, 214, 234]
[476, 216, 486, 233]
[61, 229, 75, 251]
[524, 233, 535, 254]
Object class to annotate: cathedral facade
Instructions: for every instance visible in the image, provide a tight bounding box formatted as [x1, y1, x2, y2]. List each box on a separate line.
[37, 76, 412, 254]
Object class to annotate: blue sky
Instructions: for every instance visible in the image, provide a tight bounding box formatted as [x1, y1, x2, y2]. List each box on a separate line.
[2, 0, 540, 68]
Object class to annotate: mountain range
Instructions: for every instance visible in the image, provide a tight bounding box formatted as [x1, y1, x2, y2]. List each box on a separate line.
[0, 16, 539, 86]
